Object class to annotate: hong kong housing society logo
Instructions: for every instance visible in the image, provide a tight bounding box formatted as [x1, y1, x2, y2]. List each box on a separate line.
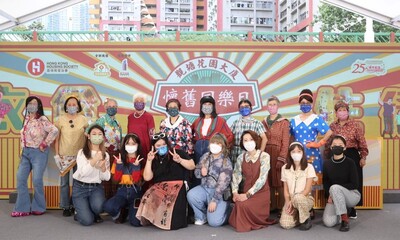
[151, 56, 262, 122]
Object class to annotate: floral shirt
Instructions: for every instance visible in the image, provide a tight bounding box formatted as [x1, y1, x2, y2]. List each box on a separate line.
[160, 115, 193, 154]
[194, 152, 233, 202]
[231, 150, 270, 196]
[94, 114, 122, 152]
[20, 115, 59, 148]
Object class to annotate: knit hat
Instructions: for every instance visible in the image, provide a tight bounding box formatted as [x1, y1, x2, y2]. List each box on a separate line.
[200, 95, 215, 105]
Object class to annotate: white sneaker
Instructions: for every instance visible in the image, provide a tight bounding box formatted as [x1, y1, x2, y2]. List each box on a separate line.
[194, 219, 207, 225]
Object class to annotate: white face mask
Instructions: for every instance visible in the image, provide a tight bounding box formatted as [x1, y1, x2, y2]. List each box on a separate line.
[125, 145, 138, 154]
[209, 143, 222, 154]
[243, 141, 256, 152]
[291, 153, 303, 162]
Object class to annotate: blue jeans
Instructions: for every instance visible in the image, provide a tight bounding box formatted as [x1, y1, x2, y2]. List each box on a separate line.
[14, 147, 49, 213]
[193, 139, 210, 187]
[72, 180, 105, 226]
[103, 185, 142, 226]
[60, 165, 77, 209]
[187, 186, 230, 227]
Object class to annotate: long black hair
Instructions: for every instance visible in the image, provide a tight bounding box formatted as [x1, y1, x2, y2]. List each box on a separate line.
[22, 96, 45, 127]
[199, 95, 217, 118]
[82, 124, 106, 160]
[120, 133, 142, 167]
[286, 142, 308, 170]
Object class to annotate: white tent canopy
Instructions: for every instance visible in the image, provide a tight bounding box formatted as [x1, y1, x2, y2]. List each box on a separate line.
[0, 0, 85, 30]
[321, 0, 400, 29]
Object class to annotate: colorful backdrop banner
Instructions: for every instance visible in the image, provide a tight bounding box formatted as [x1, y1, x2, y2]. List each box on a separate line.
[1, 42, 399, 209]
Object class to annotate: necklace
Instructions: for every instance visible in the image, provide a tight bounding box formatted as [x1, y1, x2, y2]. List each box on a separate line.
[133, 111, 144, 118]
[331, 156, 346, 164]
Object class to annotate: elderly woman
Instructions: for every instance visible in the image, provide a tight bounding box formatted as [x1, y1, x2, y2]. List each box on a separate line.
[229, 130, 271, 232]
[136, 132, 195, 230]
[324, 101, 368, 219]
[127, 92, 155, 163]
[12, 96, 59, 217]
[92, 98, 122, 199]
[160, 98, 194, 155]
[323, 135, 360, 232]
[262, 96, 290, 213]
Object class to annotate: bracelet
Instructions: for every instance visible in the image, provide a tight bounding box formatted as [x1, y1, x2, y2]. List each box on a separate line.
[246, 192, 252, 199]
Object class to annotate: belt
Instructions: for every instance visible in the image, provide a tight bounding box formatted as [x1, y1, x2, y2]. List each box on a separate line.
[119, 184, 135, 188]
[75, 179, 100, 187]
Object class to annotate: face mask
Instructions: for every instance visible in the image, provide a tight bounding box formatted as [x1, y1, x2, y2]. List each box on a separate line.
[67, 106, 78, 114]
[291, 153, 303, 162]
[331, 146, 344, 155]
[27, 104, 38, 113]
[125, 145, 138, 154]
[90, 135, 103, 145]
[209, 143, 222, 154]
[107, 107, 118, 116]
[167, 107, 179, 117]
[300, 104, 312, 113]
[202, 105, 213, 115]
[337, 111, 349, 121]
[243, 141, 256, 152]
[239, 107, 251, 117]
[157, 145, 168, 156]
[267, 105, 278, 115]
[134, 102, 145, 111]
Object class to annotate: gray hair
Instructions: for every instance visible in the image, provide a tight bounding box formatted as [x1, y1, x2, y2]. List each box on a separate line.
[133, 92, 147, 103]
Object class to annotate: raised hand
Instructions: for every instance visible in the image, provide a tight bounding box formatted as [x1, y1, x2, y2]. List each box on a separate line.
[114, 153, 122, 164]
[147, 146, 157, 162]
[169, 148, 182, 163]
[133, 155, 144, 166]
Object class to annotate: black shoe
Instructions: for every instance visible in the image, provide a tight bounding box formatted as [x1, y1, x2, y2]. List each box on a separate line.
[94, 215, 103, 223]
[63, 208, 72, 217]
[299, 217, 312, 231]
[348, 208, 357, 219]
[310, 208, 315, 220]
[339, 221, 350, 232]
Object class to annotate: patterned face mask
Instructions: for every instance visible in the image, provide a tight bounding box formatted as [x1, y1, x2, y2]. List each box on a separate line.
[134, 102, 145, 111]
[27, 104, 38, 113]
[167, 107, 179, 117]
[90, 135, 104, 145]
[67, 106, 78, 114]
[106, 107, 118, 116]
[202, 105, 213, 115]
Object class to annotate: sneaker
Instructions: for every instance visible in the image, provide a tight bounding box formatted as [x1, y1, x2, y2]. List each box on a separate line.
[94, 215, 103, 223]
[194, 219, 207, 225]
[348, 208, 357, 219]
[31, 211, 45, 216]
[59, 159, 77, 177]
[63, 208, 72, 217]
[339, 221, 350, 232]
[11, 211, 31, 217]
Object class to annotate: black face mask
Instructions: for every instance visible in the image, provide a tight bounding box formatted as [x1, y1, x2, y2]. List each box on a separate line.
[331, 146, 344, 155]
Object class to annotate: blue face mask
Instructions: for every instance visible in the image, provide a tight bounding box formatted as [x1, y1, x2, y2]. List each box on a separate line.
[157, 145, 168, 156]
[107, 107, 118, 116]
[239, 107, 251, 117]
[300, 104, 312, 113]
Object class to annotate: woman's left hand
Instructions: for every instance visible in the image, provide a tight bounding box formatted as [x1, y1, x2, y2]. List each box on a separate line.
[169, 148, 182, 163]
[208, 201, 217, 213]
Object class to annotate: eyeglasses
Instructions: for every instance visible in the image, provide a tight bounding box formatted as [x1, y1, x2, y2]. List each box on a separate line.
[152, 133, 166, 140]
[69, 119, 74, 128]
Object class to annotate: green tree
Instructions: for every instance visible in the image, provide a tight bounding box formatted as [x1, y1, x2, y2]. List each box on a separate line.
[314, 3, 399, 33]
[12, 21, 45, 41]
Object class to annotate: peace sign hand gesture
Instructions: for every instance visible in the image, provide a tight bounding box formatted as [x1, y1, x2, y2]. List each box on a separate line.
[147, 146, 157, 162]
[169, 148, 182, 164]
[133, 155, 144, 166]
[114, 153, 122, 164]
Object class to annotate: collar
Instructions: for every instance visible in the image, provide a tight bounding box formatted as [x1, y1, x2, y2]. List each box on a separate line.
[245, 150, 262, 163]
[293, 114, 317, 127]
[164, 115, 184, 128]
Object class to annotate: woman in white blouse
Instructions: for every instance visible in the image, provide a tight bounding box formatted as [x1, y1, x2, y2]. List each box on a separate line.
[72, 124, 111, 226]
[280, 142, 316, 231]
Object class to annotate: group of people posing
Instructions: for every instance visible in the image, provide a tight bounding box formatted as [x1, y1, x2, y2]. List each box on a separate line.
[11, 88, 369, 233]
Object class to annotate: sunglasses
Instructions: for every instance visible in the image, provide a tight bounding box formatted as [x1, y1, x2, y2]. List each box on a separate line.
[152, 133, 166, 140]
[69, 119, 74, 128]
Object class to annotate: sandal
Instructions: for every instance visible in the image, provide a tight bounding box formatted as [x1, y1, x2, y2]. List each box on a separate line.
[11, 211, 31, 217]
